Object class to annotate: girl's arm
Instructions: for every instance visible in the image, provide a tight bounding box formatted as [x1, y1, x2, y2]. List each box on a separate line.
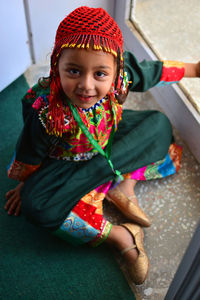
[124, 51, 200, 92]
[184, 62, 200, 77]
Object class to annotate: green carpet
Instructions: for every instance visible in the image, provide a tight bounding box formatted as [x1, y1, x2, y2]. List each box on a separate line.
[0, 76, 136, 300]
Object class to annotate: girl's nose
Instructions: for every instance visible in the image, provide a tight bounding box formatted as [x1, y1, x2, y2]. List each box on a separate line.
[78, 74, 94, 91]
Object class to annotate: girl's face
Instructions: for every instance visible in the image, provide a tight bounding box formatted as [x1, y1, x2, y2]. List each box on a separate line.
[58, 47, 117, 109]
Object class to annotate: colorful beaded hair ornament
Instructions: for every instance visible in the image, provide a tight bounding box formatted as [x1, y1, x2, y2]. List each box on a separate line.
[48, 6, 124, 136]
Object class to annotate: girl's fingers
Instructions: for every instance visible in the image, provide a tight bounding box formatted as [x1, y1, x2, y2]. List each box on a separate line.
[4, 193, 18, 210]
[5, 183, 24, 200]
[7, 200, 16, 214]
[6, 196, 21, 215]
[5, 189, 15, 200]
[14, 202, 21, 216]
[7, 200, 19, 215]
[4, 197, 14, 210]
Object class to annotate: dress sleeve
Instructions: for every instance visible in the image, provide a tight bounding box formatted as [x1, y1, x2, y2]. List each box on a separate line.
[7, 85, 57, 181]
[124, 51, 185, 92]
[156, 60, 185, 87]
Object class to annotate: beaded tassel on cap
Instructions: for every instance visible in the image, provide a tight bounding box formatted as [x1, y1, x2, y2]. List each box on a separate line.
[48, 6, 124, 137]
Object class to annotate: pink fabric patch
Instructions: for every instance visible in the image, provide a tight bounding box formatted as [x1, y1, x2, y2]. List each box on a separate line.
[130, 166, 148, 180]
[95, 181, 112, 194]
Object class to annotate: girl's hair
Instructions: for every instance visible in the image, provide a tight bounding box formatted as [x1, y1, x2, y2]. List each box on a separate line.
[43, 6, 128, 136]
[114, 48, 129, 104]
[38, 76, 50, 89]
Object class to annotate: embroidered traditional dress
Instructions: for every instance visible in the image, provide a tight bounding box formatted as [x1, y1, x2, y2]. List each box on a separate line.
[7, 52, 184, 246]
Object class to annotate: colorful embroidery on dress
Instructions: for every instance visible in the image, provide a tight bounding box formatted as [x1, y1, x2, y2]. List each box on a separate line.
[7, 153, 41, 181]
[34, 95, 122, 161]
[54, 185, 112, 245]
[157, 60, 185, 87]
[59, 211, 99, 244]
[129, 143, 182, 180]
[25, 87, 36, 100]
[32, 95, 50, 110]
[90, 220, 112, 247]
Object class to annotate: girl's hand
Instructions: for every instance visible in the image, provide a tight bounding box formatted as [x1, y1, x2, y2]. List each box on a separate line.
[184, 61, 200, 77]
[4, 182, 24, 216]
[196, 61, 200, 77]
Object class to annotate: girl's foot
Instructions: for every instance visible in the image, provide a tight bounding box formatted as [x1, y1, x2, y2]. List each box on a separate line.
[5, 182, 24, 216]
[115, 179, 138, 204]
[121, 223, 149, 285]
[106, 224, 149, 285]
[106, 224, 139, 263]
[106, 179, 151, 227]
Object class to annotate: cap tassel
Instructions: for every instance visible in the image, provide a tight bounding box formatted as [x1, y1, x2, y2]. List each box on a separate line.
[48, 76, 65, 137]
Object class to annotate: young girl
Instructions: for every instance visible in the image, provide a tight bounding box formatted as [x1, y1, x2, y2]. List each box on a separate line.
[5, 6, 200, 285]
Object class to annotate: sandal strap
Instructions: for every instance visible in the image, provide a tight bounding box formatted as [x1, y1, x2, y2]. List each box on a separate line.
[121, 245, 137, 256]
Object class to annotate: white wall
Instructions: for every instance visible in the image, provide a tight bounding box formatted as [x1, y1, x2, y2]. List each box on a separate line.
[0, 0, 114, 91]
[27, 0, 115, 64]
[0, 0, 31, 91]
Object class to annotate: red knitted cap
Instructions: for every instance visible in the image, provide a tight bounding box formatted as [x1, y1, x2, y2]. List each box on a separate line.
[53, 6, 123, 60]
[48, 6, 123, 137]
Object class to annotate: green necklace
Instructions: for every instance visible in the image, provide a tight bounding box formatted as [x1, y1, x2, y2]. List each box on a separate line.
[66, 97, 124, 184]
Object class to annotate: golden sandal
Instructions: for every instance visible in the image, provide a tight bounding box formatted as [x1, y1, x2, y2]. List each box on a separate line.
[106, 186, 151, 227]
[121, 223, 149, 285]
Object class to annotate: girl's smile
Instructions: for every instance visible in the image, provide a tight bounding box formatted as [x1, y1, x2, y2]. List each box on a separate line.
[76, 95, 96, 102]
[58, 47, 117, 109]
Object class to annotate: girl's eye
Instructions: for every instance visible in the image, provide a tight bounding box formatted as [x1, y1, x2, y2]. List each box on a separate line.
[68, 69, 80, 76]
[95, 71, 106, 78]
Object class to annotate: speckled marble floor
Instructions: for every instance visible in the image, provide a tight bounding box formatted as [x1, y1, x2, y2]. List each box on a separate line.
[132, 0, 200, 114]
[25, 66, 200, 300]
